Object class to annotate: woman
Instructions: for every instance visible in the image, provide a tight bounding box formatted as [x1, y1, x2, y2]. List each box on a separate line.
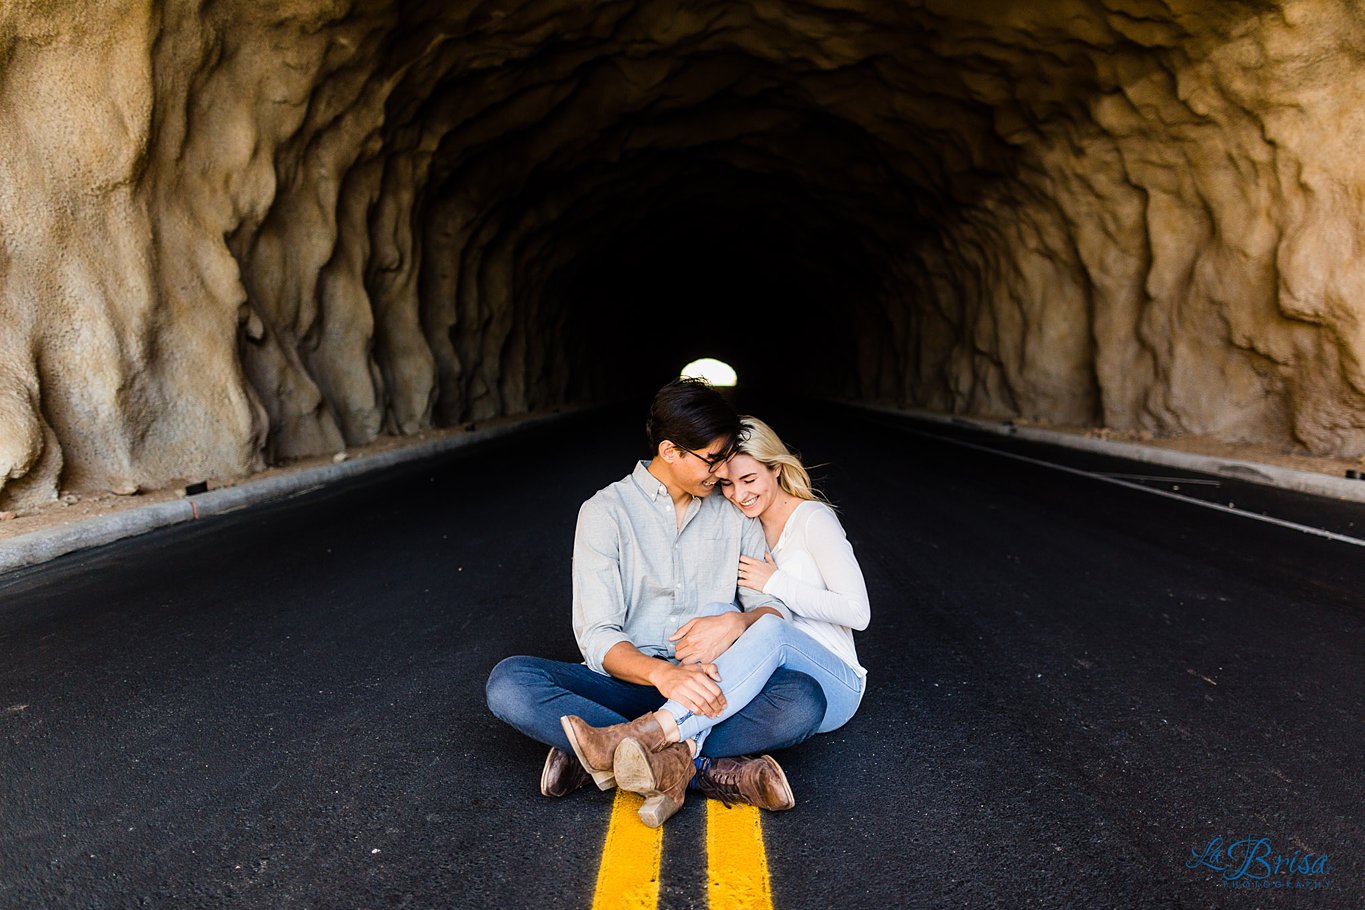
[561, 416, 870, 826]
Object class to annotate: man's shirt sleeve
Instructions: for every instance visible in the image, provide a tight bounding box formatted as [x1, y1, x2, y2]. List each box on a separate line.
[572, 497, 632, 674]
[737, 514, 792, 620]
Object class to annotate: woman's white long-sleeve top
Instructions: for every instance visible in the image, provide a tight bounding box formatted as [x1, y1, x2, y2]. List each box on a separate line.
[761, 500, 869, 678]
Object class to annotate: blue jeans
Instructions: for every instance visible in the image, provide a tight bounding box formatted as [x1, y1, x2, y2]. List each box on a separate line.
[664, 611, 864, 752]
[485, 655, 826, 759]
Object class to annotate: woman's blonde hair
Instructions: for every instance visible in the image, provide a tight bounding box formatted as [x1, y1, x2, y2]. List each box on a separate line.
[736, 416, 830, 504]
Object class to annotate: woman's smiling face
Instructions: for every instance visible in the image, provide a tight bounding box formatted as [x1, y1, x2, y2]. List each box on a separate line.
[717, 453, 780, 517]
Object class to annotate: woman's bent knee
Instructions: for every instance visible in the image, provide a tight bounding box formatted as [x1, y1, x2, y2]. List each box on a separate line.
[697, 601, 741, 617]
[742, 612, 786, 648]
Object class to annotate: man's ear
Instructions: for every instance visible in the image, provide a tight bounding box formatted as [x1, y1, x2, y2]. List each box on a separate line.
[659, 440, 678, 462]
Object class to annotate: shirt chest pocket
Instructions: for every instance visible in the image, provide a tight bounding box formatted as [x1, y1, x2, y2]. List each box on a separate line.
[689, 534, 738, 593]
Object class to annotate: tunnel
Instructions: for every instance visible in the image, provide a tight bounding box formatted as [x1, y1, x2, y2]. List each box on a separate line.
[5, 0, 1365, 509]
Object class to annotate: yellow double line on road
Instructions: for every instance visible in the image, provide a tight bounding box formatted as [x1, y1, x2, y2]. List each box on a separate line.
[592, 792, 662, 910]
[591, 789, 774, 910]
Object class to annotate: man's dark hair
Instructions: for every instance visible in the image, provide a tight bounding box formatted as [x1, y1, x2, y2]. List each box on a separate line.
[645, 377, 740, 459]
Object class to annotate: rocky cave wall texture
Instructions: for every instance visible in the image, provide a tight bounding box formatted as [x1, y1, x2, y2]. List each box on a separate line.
[4, 0, 1365, 507]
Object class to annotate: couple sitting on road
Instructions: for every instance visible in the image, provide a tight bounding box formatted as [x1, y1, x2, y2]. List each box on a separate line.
[486, 378, 870, 827]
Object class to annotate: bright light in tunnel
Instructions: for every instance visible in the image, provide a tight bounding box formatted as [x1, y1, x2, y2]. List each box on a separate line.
[681, 358, 737, 387]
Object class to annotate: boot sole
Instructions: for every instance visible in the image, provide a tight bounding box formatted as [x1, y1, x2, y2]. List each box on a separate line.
[539, 750, 557, 797]
[756, 754, 796, 811]
[613, 738, 681, 827]
[539, 749, 589, 798]
[559, 716, 616, 791]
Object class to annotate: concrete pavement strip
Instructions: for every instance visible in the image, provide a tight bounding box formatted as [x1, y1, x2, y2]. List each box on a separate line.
[0, 407, 590, 576]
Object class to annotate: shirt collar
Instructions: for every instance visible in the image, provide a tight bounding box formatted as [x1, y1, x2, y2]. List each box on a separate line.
[632, 460, 671, 502]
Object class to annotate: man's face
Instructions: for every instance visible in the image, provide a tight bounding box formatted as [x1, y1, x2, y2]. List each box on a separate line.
[666, 434, 731, 498]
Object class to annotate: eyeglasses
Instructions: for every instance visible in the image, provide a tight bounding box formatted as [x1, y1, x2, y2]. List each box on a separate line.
[676, 440, 736, 468]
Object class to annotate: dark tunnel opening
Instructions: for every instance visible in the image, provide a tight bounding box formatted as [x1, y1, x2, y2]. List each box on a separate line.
[548, 161, 888, 400]
[411, 56, 946, 424]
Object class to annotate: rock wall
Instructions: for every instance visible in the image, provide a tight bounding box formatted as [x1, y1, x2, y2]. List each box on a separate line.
[4, 0, 1365, 507]
[874, 0, 1365, 457]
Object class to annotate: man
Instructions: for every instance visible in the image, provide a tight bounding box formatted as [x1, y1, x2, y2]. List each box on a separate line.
[485, 378, 825, 814]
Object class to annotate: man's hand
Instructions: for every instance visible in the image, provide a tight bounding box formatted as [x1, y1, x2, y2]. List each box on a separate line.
[670, 612, 746, 665]
[650, 662, 727, 717]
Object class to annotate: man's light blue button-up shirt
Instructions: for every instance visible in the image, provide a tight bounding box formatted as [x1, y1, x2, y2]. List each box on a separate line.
[572, 461, 790, 674]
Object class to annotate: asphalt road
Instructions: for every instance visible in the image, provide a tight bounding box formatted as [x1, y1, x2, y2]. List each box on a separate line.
[1, 401, 1361, 909]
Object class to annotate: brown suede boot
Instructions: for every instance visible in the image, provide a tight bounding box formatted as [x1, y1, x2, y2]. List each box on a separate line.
[559, 713, 671, 791]
[540, 746, 592, 798]
[612, 738, 696, 827]
[696, 755, 795, 811]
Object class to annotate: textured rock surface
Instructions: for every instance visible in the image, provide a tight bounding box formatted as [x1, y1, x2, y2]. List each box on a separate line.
[4, 0, 1365, 506]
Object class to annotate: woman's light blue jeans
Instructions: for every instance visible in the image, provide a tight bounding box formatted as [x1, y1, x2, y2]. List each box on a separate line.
[664, 604, 865, 752]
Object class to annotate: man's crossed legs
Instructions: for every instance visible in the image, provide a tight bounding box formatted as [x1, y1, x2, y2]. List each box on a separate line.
[485, 655, 826, 797]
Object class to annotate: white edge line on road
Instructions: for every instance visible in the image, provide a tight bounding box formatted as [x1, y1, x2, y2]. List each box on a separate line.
[1098, 473, 1221, 486]
[906, 425, 1365, 550]
[839, 399, 1365, 506]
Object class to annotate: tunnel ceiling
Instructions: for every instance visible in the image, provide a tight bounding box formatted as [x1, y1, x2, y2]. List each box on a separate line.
[4, 0, 1365, 507]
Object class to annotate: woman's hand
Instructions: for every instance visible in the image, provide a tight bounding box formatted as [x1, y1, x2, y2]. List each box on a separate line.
[738, 553, 778, 591]
[651, 662, 726, 717]
[670, 612, 746, 665]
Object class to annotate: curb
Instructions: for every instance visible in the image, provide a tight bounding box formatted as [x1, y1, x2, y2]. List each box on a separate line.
[845, 402, 1365, 506]
[0, 407, 584, 576]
